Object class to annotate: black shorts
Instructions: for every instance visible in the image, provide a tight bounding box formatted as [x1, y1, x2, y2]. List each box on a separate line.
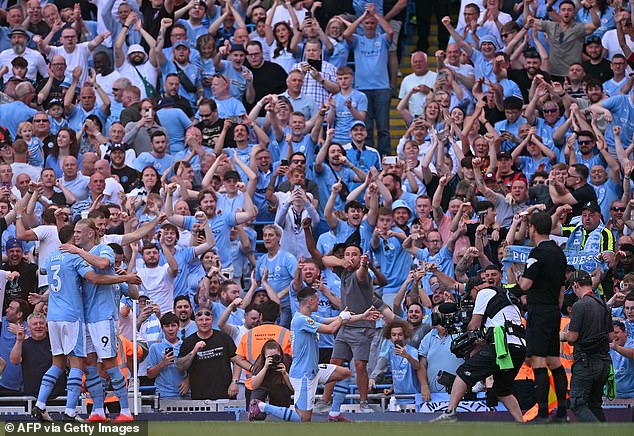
[526, 305, 561, 357]
[457, 343, 525, 398]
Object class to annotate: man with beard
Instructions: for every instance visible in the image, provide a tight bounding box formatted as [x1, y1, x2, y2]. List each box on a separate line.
[508, 49, 551, 103]
[0, 26, 48, 82]
[1, 238, 31, 313]
[93, 53, 124, 123]
[174, 296, 198, 340]
[156, 38, 202, 112]
[533, 1, 600, 81]
[196, 98, 224, 150]
[108, 143, 139, 192]
[550, 163, 598, 220]
[114, 14, 159, 100]
[582, 36, 612, 83]
[31, 112, 56, 160]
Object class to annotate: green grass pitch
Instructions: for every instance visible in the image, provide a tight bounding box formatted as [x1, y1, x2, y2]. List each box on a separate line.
[146, 421, 634, 436]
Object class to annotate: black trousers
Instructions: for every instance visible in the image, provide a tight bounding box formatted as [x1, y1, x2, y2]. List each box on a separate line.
[414, 0, 450, 53]
[569, 356, 611, 422]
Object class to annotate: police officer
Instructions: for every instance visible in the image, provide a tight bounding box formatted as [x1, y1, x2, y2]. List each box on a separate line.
[431, 277, 526, 423]
[518, 211, 569, 423]
[560, 270, 613, 422]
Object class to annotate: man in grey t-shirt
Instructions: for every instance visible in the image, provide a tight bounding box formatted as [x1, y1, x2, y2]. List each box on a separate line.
[319, 244, 384, 414]
[533, 1, 600, 79]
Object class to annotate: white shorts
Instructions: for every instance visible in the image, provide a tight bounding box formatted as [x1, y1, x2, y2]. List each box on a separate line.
[85, 319, 118, 359]
[290, 364, 337, 411]
[48, 320, 86, 358]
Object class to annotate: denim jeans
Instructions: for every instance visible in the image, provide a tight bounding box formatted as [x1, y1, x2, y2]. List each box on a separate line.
[362, 88, 392, 155]
[569, 356, 611, 422]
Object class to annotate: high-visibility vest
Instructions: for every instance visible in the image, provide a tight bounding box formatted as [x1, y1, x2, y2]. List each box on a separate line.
[559, 317, 574, 388]
[236, 324, 291, 390]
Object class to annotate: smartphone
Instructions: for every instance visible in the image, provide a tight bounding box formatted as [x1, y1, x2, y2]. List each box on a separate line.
[305, 10, 313, 18]
[438, 71, 447, 81]
[307, 58, 322, 72]
[145, 299, 153, 306]
[477, 210, 488, 223]
[384, 156, 398, 165]
[294, 184, 302, 190]
[164, 347, 173, 355]
[145, 108, 153, 118]
[394, 339, 405, 348]
[281, 159, 289, 166]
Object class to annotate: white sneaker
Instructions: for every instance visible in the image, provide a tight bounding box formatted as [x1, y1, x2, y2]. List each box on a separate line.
[430, 410, 458, 423]
[313, 399, 331, 414]
[472, 381, 486, 393]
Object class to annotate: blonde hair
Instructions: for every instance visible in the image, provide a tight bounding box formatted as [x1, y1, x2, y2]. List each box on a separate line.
[17, 121, 33, 138]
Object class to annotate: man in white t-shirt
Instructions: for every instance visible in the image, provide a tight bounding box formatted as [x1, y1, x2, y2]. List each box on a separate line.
[14, 201, 61, 289]
[398, 52, 438, 117]
[38, 27, 110, 85]
[133, 239, 178, 315]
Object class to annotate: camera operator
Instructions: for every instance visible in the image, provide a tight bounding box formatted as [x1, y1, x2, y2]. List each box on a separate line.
[431, 278, 526, 423]
[249, 339, 293, 415]
[560, 270, 614, 423]
[518, 211, 569, 423]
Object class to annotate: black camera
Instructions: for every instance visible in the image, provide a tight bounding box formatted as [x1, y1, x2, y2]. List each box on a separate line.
[431, 297, 474, 335]
[450, 330, 482, 359]
[270, 354, 282, 365]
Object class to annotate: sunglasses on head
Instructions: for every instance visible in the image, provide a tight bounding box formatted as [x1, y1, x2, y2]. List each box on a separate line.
[196, 310, 212, 317]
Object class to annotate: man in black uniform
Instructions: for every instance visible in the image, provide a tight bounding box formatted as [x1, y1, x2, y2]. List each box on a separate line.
[560, 270, 613, 422]
[519, 212, 569, 422]
[431, 278, 526, 423]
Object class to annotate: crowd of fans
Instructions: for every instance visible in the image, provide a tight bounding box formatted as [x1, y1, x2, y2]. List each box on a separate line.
[0, 0, 632, 422]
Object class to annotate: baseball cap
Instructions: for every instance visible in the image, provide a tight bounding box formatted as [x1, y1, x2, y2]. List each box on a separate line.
[5, 238, 22, 251]
[110, 142, 126, 153]
[173, 40, 189, 50]
[585, 35, 602, 46]
[391, 199, 412, 215]
[137, 290, 149, 299]
[483, 173, 497, 183]
[350, 120, 366, 130]
[497, 151, 512, 160]
[581, 201, 601, 213]
[569, 269, 592, 286]
[229, 43, 247, 53]
[47, 98, 63, 109]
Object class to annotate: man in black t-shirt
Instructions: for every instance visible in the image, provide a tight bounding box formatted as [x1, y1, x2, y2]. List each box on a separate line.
[177, 308, 244, 400]
[560, 270, 613, 422]
[196, 99, 224, 149]
[549, 163, 598, 221]
[10, 312, 66, 398]
[519, 212, 569, 423]
[2, 238, 38, 315]
[108, 144, 139, 193]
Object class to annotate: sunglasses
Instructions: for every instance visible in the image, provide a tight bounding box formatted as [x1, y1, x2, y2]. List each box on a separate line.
[542, 108, 558, 114]
[612, 207, 626, 212]
[196, 310, 212, 317]
[500, 33, 511, 38]
[578, 140, 593, 145]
